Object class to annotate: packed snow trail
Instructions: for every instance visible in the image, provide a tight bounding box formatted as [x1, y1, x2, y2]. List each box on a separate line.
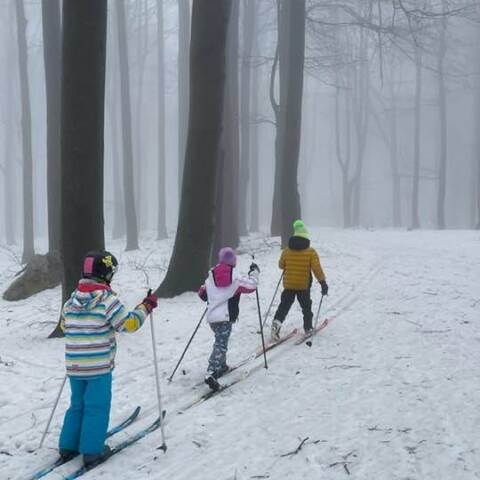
[1, 230, 479, 479]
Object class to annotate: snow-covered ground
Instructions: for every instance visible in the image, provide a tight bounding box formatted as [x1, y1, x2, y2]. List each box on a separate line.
[1, 229, 479, 480]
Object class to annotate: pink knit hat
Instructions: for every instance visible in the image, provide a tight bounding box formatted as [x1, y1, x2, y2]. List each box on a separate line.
[218, 247, 237, 267]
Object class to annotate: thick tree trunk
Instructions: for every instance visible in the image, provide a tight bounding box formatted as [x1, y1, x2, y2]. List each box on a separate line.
[134, 0, 148, 228]
[270, 1, 285, 237]
[178, 0, 190, 197]
[116, 0, 139, 250]
[411, 46, 422, 230]
[249, 29, 260, 233]
[436, 6, 447, 230]
[238, 0, 255, 237]
[41, 0, 62, 253]
[52, 0, 107, 338]
[279, 0, 305, 246]
[15, 0, 35, 264]
[156, 0, 232, 297]
[3, 3, 16, 246]
[219, 1, 240, 249]
[157, 0, 167, 240]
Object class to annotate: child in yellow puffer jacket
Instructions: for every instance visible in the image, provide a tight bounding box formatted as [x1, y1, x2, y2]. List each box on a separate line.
[271, 220, 328, 340]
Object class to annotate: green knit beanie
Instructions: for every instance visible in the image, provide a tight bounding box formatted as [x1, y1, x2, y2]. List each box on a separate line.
[293, 219, 309, 239]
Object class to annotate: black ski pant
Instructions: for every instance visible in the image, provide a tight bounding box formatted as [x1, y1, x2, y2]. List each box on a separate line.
[274, 289, 313, 330]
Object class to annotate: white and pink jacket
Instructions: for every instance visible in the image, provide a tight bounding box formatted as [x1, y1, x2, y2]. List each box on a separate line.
[198, 264, 258, 323]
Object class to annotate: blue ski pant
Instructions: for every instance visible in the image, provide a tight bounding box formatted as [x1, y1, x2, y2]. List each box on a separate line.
[207, 321, 232, 376]
[59, 373, 112, 455]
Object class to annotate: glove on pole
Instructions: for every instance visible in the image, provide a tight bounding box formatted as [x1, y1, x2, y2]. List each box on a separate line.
[168, 308, 207, 382]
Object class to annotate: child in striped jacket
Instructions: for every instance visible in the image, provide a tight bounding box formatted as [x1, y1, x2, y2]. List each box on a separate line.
[58, 251, 158, 467]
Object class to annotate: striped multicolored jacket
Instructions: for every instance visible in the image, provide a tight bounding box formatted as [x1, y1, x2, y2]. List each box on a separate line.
[61, 279, 148, 378]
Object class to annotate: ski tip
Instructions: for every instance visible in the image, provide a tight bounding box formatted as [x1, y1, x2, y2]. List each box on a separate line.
[132, 406, 141, 418]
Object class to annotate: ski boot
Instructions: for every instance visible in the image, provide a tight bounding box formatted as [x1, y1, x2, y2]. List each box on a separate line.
[216, 364, 231, 379]
[271, 319, 282, 342]
[83, 445, 112, 468]
[59, 448, 78, 462]
[204, 374, 220, 392]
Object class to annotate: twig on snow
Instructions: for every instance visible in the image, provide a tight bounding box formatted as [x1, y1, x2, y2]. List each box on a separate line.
[280, 437, 310, 457]
[326, 364, 361, 370]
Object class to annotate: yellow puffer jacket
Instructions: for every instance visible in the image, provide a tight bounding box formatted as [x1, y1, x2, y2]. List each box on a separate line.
[279, 236, 325, 290]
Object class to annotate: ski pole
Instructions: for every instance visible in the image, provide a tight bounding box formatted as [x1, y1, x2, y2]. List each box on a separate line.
[148, 300, 167, 452]
[306, 295, 325, 348]
[255, 287, 268, 369]
[39, 375, 67, 449]
[250, 255, 268, 369]
[261, 272, 283, 329]
[168, 308, 207, 382]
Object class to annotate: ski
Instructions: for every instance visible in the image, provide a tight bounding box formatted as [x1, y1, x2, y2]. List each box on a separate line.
[193, 328, 298, 388]
[63, 411, 166, 480]
[295, 318, 329, 346]
[28, 406, 141, 480]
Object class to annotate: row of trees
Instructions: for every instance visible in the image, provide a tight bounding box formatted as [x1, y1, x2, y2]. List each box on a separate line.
[1, 1, 480, 315]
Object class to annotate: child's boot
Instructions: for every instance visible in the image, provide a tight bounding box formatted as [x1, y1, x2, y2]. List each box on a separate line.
[271, 319, 282, 342]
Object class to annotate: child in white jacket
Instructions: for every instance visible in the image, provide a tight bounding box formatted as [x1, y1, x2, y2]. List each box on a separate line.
[198, 247, 259, 390]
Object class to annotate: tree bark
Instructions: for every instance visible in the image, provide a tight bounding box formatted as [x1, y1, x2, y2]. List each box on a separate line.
[238, 0, 255, 237]
[116, 0, 139, 250]
[249, 24, 260, 233]
[279, 0, 305, 246]
[156, 0, 232, 298]
[53, 0, 107, 337]
[3, 3, 16, 246]
[41, 0, 62, 253]
[411, 45, 422, 230]
[15, 0, 35, 264]
[157, 0, 167, 240]
[218, 1, 240, 249]
[436, 3, 447, 230]
[178, 0, 190, 197]
[388, 81, 401, 228]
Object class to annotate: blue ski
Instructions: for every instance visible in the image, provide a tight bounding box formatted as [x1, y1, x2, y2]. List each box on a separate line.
[28, 406, 141, 480]
[64, 412, 166, 480]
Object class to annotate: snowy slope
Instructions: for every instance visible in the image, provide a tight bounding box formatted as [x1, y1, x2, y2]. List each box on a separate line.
[1, 229, 479, 480]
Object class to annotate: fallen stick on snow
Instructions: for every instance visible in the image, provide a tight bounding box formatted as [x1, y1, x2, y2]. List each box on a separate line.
[280, 437, 309, 457]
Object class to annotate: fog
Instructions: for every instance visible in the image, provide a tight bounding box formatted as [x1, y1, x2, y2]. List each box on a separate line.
[1, 0, 479, 254]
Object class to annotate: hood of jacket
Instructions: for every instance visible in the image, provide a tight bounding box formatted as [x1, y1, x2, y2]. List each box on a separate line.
[288, 235, 311, 251]
[65, 279, 111, 312]
[211, 264, 234, 288]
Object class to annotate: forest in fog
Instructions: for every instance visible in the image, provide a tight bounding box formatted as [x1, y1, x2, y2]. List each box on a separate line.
[1, 0, 480, 299]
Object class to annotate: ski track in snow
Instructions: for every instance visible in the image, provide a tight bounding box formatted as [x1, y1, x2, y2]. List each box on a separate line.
[1, 229, 479, 479]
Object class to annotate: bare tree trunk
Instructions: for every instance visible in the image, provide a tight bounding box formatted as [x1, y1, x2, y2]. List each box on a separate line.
[156, 0, 232, 298]
[351, 30, 370, 227]
[279, 0, 305, 246]
[436, 3, 447, 230]
[386, 80, 402, 227]
[270, 1, 285, 237]
[178, 0, 190, 197]
[52, 0, 107, 337]
[15, 0, 35, 264]
[157, 0, 167, 240]
[116, 0, 139, 250]
[411, 45, 422, 230]
[3, 3, 16, 245]
[249, 28, 260, 233]
[42, 0, 61, 253]
[107, 7, 125, 240]
[218, 1, 240, 249]
[134, 0, 148, 229]
[238, 0, 255, 237]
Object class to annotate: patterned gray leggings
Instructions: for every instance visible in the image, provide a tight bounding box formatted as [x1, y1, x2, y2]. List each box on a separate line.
[207, 321, 232, 377]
